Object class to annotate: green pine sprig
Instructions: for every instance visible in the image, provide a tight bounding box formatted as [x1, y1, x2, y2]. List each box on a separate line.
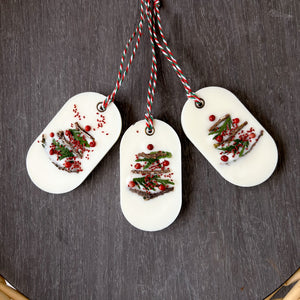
[52, 139, 74, 160]
[133, 175, 174, 190]
[209, 116, 232, 139]
[218, 139, 249, 156]
[69, 129, 90, 147]
[136, 151, 172, 169]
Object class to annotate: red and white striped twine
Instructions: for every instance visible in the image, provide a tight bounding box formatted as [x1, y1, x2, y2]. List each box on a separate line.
[103, 0, 200, 132]
[152, 0, 201, 103]
[144, 0, 201, 130]
[103, 0, 146, 109]
[144, 0, 157, 132]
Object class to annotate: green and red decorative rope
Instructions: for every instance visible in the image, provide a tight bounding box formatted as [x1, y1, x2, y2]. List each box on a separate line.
[144, 0, 158, 132]
[152, 0, 201, 103]
[103, 0, 146, 109]
[103, 0, 201, 131]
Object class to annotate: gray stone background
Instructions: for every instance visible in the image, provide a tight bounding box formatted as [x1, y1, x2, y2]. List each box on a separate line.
[0, 0, 299, 299]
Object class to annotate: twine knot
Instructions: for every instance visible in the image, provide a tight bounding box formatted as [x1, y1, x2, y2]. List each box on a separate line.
[154, 0, 160, 9]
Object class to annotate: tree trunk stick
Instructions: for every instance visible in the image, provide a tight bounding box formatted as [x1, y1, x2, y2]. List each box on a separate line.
[131, 169, 170, 174]
[214, 121, 248, 147]
[129, 187, 174, 200]
[209, 114, 230, 132]
[75, 122, 94, 140]
[243, 130, 264, 156]
[57, 131, 83, 158]
[137, 151, 169, 159]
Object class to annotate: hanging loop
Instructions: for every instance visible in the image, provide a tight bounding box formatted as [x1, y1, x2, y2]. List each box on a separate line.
[96, 102, 106, 112]
[145, 126, 155, 136]
[103, 0, 147, 110]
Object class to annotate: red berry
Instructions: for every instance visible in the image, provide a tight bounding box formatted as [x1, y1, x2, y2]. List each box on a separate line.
[50, 132, 54, 138]
[85, 125, 91, 132]
[65, 161, 72, 168]
[209, 115, 216, 121]
[65, 130, 71, 136]
[147, 144, 154, 150]
[249, 133, 256, 139]
[233, 118, 240, 124]
[216, 135, 223, 143]
[128, 181, 135, 188]
[49, 149, 54, 155]
[135, 163, 142, 169]
[158, 184, 166, 191]
[162, 160, 169, 167]
[221, 155, 229, 162]
[89, 141, 96, 147]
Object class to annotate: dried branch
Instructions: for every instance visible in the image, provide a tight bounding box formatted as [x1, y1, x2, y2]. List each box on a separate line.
[209, 114, 230, 132]
[214, 121, 248, 147]
[57, 131, 83, 158]
[243, 130, 264, 156]
[75, 122, 94, 140]
[129, 187, 174, 200]
[131, 169, 170, 175]
[137, 151, 169, 159]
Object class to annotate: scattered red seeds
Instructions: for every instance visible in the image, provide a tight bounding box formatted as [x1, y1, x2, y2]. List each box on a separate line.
[128, 181, 135, 188]
[216, 135, 223, 143]
[162, 160, 169, 167]
[159, 184, 166, 191]
[135, 163, 142, 169]
[65, 161, 72, 168]
[85, 125, 91, 132]
[249, 133, 256, 139]
[49, 149, 54, 155]
[209, 115, 216, 121]
[89, 141, 96, 147]
[221, 155, 229, 162]
[50, 132, 54, 138]
[233, 118, 240, 124]
[147, 144, 154, 150]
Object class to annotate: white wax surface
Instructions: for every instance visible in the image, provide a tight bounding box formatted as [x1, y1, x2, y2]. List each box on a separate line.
[181, 86, 278, 187]
[26, 92, 122, 193]
[120, 119, 182, 231]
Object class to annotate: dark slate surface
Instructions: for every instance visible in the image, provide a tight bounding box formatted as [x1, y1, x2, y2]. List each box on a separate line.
[0, 0, 299, 299]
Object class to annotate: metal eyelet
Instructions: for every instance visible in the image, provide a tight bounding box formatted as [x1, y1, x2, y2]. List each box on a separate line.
[96, 102, 106, 112]
[194, 98, 205, 109]
[145, 127, 155, 136]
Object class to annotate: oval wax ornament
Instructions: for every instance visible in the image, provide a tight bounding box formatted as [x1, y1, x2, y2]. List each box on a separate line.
[120, 119, 182, 231]
[181, 86, 278, 187]
[26, 92, 122, 193]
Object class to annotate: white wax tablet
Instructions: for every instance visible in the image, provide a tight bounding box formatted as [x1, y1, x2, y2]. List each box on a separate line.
[120, 119, 182, 231]
[181, 86, 278, 187]
[26, 92, 122, 193]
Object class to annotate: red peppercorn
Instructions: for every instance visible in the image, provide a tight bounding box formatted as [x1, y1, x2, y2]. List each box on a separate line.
[89, 141, 96, 147]
[233, 118, 240, 124]
[85, 125, 91, 132]
[249, 133, 256, 139]
[221, 155, 229, 162]
[50, 132, 54, 138]
[147, 144, 154, 150]
[162, 160, 169, 167]
[209, 115, 216, 121]
[49, 149, 54, 155]
[159, 184, 166, 191]
[135, 163, 142, 169]
[65, 161, 72, 168]
[128, 181, 135, 188]
[216, 135, 223, 143]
